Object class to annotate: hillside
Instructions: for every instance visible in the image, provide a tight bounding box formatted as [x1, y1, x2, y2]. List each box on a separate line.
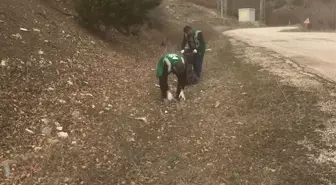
[0, 0, 166, 183]
[0, 0, 222, 184]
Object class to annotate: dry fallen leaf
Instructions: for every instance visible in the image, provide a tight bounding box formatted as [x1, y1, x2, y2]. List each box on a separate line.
[215, 101, 220, 108]
[25, 128, 34, 134]
[135, 117, 148, 124]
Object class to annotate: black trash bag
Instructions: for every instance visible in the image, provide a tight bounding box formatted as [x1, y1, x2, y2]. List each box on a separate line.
[183, 51, 199, 85]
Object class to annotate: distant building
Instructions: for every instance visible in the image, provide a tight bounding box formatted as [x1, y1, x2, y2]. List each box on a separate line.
[227, 0, 261, 20]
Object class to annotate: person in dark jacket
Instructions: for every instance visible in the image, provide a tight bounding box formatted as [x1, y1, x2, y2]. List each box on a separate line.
[180, 26, 206, 80]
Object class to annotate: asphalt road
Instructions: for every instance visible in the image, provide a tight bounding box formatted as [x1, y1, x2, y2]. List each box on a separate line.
[224, 27, 336, 82]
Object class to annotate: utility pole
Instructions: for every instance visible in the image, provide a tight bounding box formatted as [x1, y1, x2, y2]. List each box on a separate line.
[219, 0, 228, 18]
[224, 0, 228, 16]
[220, 0, 223, 17]
[333, 0, 336, 30]
[260, 0, 266, 23]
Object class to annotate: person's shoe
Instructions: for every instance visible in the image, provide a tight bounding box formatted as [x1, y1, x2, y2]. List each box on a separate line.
[163, 99, 170, 105]
[193, 76, 200, 84]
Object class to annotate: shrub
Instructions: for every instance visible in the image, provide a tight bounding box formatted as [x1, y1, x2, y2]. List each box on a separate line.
[75, 0, 162, 35]
[272, 0, 287, 9]
[290, 0, 304, 6]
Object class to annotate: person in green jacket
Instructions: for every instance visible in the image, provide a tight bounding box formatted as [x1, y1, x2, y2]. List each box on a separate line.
[181, 26, 206, 80]
[157, 53, 187, 102]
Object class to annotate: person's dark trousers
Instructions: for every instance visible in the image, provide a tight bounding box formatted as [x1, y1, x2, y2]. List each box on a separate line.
[193, 53, 204, 79]
[159, 68, 187, 100]
[159, 65, 169, 99]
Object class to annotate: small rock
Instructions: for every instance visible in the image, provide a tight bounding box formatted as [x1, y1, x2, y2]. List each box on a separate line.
[58, 99, 66, 104]
[41, 118, 49, 124]
[57, 132, 69, 138]
[71, 141, 77, 145]
[330, 92, 336, 97]
[215, 101, 220, 108]
[236, 122, 244, 125]
[54, 122, 61, 127]
[34, 146, 43, 151]
[1, 60, 7, 66]
[41, 126, 52, 136]
[33, 28, 41, 32]
[67, 80, 73, 85]
[56, 126, 63, 131]
[47, 87, 55, 91]
[72, 110, 80, 118]
[11, 33, 22, 40]
[128, 137, 135, 142]
[20, 28, 28, 31]
[164, 110, 168, 114]
[242, 92, 247, 95]
[38, 50, 44, 55]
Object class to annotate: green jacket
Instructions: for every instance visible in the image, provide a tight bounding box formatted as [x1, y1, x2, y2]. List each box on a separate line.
[181, 29, 206, 54]
[157, 53, 184, 77]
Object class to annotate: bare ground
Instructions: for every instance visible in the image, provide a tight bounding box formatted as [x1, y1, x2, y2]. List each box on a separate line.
[1, 0, 336, 184]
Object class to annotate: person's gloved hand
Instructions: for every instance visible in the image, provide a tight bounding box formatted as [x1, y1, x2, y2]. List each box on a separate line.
[181, 50, 185, 54]
[178, 90, 186, 100]
[167, 91, 174, 101]
[192, 49, 197, 54]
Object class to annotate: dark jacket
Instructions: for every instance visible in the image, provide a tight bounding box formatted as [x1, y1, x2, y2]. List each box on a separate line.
[181, 29, 206, 54]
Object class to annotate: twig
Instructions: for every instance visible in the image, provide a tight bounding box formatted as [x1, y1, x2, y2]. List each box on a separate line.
[36, 12, 58, 27]
[276, 79, 288, 102]
[51, 6, 76, 17]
